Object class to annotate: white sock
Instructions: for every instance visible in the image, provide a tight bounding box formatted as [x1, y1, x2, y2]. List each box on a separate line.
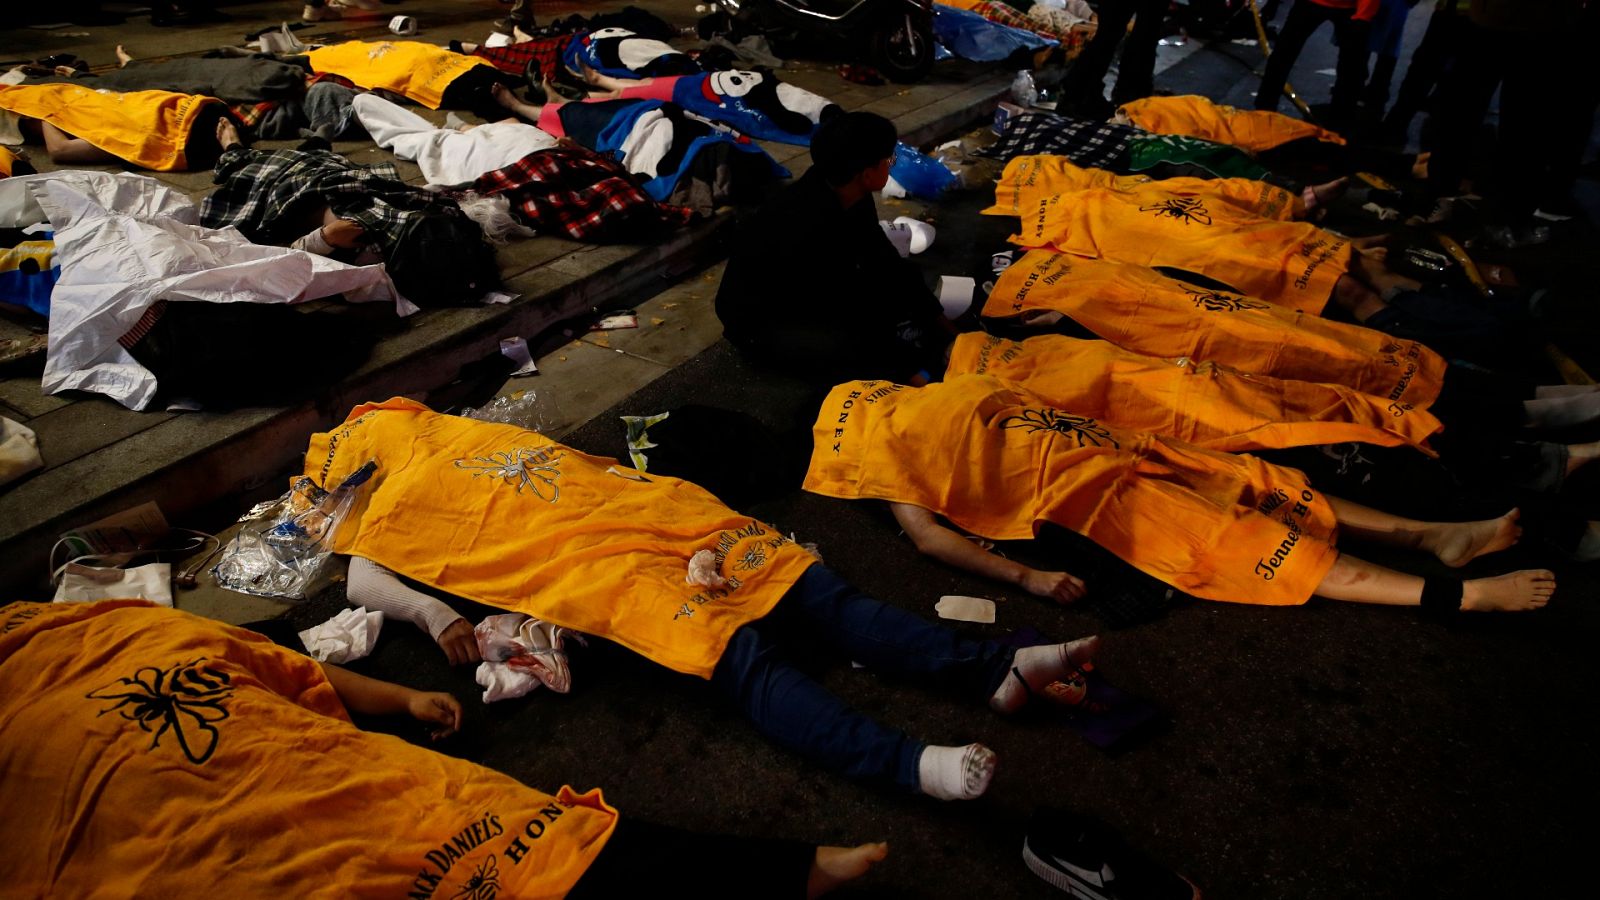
[917, 743, 997, 801]
[989, 636, 1101, 714]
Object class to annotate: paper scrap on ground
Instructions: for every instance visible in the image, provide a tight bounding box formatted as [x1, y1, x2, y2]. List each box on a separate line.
[298, 607, 384, 664]
[499, 337, 538, 376]
[936, 594, 996, 624]
[481, 290, 518, 305]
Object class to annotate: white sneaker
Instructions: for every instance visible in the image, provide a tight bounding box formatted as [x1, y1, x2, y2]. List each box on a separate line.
[302, 4, 340, 22]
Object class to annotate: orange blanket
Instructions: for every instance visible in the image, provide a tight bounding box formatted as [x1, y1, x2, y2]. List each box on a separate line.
[805, 377, 1340, 606]
[1118, 94, 1347, 152]
[307, 41, 493, 109]
[0, 600, 616, 898]
[947, 332, 1440, 454]
[0, 83, 219, 171]
[306, 398, 818, 678]
[988, 154, 1299, 221]
[981, 251, 1445, 414]
[1010, 183, 1350, 313]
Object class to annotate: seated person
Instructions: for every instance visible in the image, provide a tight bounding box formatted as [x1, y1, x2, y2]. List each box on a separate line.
[0, 600, 885, 897]
[305, 40, 523, 120]
[1114, 94, 1347, 154]
[201, 120, 500, 307]
[716, 112, 954, 386]
[805, 375, 1554, 613]
[0, 83, 233, 172]
[305, 397, 1103, 802]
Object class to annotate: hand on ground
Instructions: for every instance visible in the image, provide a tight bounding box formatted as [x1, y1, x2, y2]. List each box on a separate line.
[437, 618, 483, 666]
[408, 691, 463, 741]
[322, 218, 366, 249]
[1022, 569, 1086, 604]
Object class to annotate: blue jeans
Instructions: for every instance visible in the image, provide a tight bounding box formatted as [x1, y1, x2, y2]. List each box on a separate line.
[710, 564, 1014, 792]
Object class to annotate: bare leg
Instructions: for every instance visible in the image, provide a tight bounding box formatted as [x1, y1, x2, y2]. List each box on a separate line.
[116, 45, 134, 67]
[1314, 553, 1554, 612]
[1565, 440, 1600, 476]
[1533, 384, 1600, 398]
[215, 117, 241, 152]
[1331, 274, 1391, 321]
[489, 81, 545, 124]
[40, 122, 120, 164]
[1523, 393, 1600, 429]
[580, 62, 648, 93]
[808, 843, 889, 898]
[1328, 497, 1522, 567]
[1351, 248, 1422, 296]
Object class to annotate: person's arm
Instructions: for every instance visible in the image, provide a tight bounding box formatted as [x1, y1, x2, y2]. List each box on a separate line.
[290, 218, 367, 256]
[318, 662, 462, 740]
[39, 121, 120, 165]
[346, 556, 481, 665]
[889, 502, 1086, 604]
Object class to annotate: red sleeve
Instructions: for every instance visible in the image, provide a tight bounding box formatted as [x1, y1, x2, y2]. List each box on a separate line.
[1354, 0, 1382, 20]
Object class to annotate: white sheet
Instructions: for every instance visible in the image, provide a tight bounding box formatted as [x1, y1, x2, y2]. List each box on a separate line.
[29, 172, 402, 410]
[353, 93, 557, 186]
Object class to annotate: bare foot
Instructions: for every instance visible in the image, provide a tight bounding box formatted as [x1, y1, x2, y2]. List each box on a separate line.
[489, 81, 543, 122]
[1523, 392, 1600, 429]
[1423, 509, 1522, 567]
[990, 635, 1100, 713]
[807, 843, 888, 898]
[1019, 309, 1064, 328]
[1566, 440, 1600, 477]
[1461, 569, 1555, 612]
[215, 116, 240, 151]
[1307, 176, 1348, 210]
[1533, 384, 1600, 399]
[116, 45, 134, 67]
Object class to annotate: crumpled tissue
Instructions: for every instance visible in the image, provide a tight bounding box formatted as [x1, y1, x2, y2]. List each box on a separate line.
[297, 607, 384, 664]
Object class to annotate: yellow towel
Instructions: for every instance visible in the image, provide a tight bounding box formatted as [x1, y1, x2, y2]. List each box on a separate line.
[308, 41, 494, 109]
[987, 154, 1298, 221]
[1118, 94, 1347, 152]
[0, 83, 218, 171]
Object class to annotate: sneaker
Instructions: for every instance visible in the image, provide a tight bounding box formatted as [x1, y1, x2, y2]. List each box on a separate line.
[1022, 807, 1200, 900]
[302, 4, 340, 22]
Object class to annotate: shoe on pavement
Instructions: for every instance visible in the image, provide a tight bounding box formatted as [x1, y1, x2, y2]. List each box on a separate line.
[1022, 807, 1200, 900]
[303, 4, 341, 22]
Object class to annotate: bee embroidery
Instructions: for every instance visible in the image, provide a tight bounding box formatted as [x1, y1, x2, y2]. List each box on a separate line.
[732, 544, 768, 573]
[454, 447, 564, 502]
[87, 659, 234, 765]
[1000, 409, 1120, 449]
[1139, 197, 1213, 226]
[1182, 287, 1267, 312]
[449, 856, 501, 900]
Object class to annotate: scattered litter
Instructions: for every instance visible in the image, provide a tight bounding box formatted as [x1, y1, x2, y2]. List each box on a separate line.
[686, 548, 728, 588]
[590, 311, 638, 330]
[590, 335, 611, 348]
[499, 337, 538, 376]
[388, 15, 419, 36]
[1231, 37, 1259, 46]
[936, 594, 996, 624]
[481, 290, 517, 305]
[298, 607, 383, 663]
[1314, 68, 1337, 76]
[661, 301, 680, 310]
[622, 411, 669, 470]
[462, 391, 547, 431]
[650, 317, 666, 326]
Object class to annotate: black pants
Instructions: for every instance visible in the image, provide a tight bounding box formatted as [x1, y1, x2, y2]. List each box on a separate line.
[1061, 0, 1168, 107]
[438, 65, 526, 122]
[1380, 3, 1463, 146]
[1254, 0, 1370, 114]
[567, 819, 813, 899]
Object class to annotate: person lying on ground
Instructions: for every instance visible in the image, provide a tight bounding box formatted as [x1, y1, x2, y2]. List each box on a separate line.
[307, 397, 1104, 801]
[1115, 93, 1348, 154]
[806, 375, 1555, 613]
[0, 82, 234, 172]
[201, 119, 500, 307]
[716, 112, 957, 386]
[568, 66, 840, 145]
[946, 331, 1600, 558]
[0, 600, 886, 898]
[304, 40, 525, 121]
[21, 45, 307, 108]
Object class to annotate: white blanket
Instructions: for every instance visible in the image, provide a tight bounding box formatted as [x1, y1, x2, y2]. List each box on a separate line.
[21, 172, 402, 410]
[353, 93, 557, 186]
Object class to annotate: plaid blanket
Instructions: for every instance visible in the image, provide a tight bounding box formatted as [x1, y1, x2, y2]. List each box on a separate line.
[201, 146, 452, 251]
[460, 146, 695, 242]
[980, 112, 1140, 169]
[471, 35, 574, 83]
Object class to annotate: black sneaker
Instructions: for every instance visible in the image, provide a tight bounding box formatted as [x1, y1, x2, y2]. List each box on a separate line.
[1022, 808, 1200, 900]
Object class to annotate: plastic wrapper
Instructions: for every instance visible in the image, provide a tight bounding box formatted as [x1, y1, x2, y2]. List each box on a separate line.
[887, 143, 959, 200]
[933, 5, 1056, 64]
[212, 461, 376, 600]
[459, 389, 552, 433]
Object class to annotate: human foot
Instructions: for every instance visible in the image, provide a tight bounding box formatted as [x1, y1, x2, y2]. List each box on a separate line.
[489, 81, 543, 121]
[1533, 384, 1600, 399]
[1422, 509, 1522, 567]
[807, 843, 888, 898]
[215, 117, 240, 151]
[115, 45, 134, 67]
[1461, 569, 1555, 612]
[917, 743, 997, 801]
[990, 635, 1100, 714]
[1304, 176, 1349, 212]
[1523, 391, 1600, 429]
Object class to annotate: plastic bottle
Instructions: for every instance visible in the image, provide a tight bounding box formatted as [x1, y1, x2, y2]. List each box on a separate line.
[1010, 70, 1038, 107]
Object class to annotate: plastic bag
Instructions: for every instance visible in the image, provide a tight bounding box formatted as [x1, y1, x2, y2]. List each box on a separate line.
[887, 142, 958, 200]
[212, 461, 376, 600]
[933, 5, 1057, 64]
[460, 389, 552, 432]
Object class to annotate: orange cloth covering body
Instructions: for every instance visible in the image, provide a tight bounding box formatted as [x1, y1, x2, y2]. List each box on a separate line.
[307, 398, 818, 679]
[982, 251, 1446, 413]
[805, 377, 1340, 605]
[1010, 181, 1351, 313]
[988, 154, 1299, 221]
[0, 600, 617, 898]
[1117, 94, 1347, 152]
[0, 83, 219, 171]
[307, 41, 494, 109]
[0, 146, 21, 177]
[946, 332, 1441, 454]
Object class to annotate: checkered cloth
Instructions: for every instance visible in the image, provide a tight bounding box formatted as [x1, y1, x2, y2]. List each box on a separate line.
[201, 147, 453, 251]
[471, 35, 574, 83]
[458, 146, 695, 242]
[980, 112, 1141, 169]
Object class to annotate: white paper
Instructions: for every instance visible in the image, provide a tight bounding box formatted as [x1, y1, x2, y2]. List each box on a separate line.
[499, 337, 539, 376]
[935, 594, 996, 624]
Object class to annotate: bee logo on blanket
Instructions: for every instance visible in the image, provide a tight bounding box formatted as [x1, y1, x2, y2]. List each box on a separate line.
[1139, 197, 1213, 226]
[1000, 408, 1121, 449]
[87, 658, 234, 764]
[454, 447, 564, 503]
[1182, 286, 1268, 313]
